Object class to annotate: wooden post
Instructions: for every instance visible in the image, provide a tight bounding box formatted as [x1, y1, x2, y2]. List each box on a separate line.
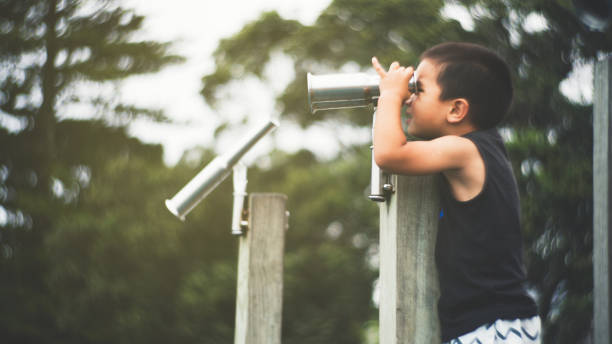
[379, 174, 441, 344]
[594, 56, 612, 344]
[234, 193, 287, 344]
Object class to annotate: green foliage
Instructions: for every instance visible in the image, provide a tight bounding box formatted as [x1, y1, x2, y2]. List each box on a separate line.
[507, 103, 594, 343]
[0, 0, 184, 342]
[2, 119, 242, 343]
[44, 124, 236, 344]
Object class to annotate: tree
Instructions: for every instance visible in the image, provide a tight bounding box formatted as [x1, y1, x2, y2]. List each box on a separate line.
[40, 120, 240, 344]
[0, 0, 182, 341]
[200, 0, 612, 342]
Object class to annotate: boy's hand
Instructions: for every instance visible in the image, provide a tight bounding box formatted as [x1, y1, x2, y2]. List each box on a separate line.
[372, 57, 414, 101]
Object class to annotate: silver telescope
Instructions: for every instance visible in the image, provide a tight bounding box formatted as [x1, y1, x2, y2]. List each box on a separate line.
[165, 119, 278, 221]
[307, 72, 417, 113]
[307, 73, 380, 113]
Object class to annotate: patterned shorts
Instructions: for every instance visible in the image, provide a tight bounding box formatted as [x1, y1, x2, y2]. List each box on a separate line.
[444, 316, 541, 344]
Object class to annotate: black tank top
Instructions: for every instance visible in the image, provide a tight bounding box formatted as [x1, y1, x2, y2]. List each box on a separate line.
[436, 129, 538, 341]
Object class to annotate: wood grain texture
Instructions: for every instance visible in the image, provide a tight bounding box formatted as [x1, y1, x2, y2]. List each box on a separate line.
[594, 57, 612, 344]
[234, 193, 287, 344]
[379, 174, 441, 344]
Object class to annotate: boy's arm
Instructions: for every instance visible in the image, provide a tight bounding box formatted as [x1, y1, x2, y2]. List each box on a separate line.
[374, 128, 479, 176]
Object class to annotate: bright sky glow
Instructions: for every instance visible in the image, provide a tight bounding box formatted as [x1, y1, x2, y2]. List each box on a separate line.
[440, 2, 474, 31]
[559, 61, 593, 105]
[523, 12, 549, 33]
[120, 0, 336, 165]
[0, 205, 7, 227]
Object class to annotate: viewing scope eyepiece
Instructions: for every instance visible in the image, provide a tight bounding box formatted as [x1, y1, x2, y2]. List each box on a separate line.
[307, 72, 418, 114]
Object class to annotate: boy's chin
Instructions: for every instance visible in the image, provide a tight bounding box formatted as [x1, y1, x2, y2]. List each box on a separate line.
[406, 126, 421, 139]
[407, 126, 437, 140]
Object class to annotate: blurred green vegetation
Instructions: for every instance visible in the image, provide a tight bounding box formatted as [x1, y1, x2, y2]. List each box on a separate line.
[1, 0, 612, 343]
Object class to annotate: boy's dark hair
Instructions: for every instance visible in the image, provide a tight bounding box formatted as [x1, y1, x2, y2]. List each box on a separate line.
[420, 42, 513, 130]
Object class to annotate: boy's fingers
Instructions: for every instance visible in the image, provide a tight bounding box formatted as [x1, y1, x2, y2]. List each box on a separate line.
[398, 66, 414, 80]
[372, 57, 386, 77]
[400, 66, 414, 73]
[372, 58, 414, 79]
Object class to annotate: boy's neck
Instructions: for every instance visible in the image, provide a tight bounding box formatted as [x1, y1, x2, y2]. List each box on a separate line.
[442, 122, 480, 137]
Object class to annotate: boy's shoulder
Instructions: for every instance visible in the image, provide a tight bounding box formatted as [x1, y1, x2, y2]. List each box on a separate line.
[460, 128, 507, 154]
[375, 133, 481, 176]
[433, 134, 487, 201]
[462, 127, 501, 140]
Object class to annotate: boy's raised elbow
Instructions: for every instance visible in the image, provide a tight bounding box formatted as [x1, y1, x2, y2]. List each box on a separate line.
[373, 149, 396, 172]
[374, 145, 423, 175]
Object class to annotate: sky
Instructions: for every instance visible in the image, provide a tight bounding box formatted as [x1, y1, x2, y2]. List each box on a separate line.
[118, 0, 361, 166]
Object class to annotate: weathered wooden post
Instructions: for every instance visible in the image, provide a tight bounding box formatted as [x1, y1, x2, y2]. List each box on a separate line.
[305, 71, 441, 342]
[593, 56, 612, 344]
[378, 174, 441, 344]
[234, 193, 288, 344]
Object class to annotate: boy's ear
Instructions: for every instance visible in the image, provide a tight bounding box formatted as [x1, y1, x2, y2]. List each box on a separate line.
[447, 98, 469, 124]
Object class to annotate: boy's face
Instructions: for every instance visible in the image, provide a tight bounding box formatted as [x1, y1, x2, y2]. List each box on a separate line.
[405, 58, 453, 139]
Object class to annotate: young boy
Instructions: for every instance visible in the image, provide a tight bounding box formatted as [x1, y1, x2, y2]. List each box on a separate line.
[372, 42, 540, 343]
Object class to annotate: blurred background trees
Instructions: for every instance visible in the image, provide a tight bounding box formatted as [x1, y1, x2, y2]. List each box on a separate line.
[0, 0, 186, 342]
[1, 0, 611, 343]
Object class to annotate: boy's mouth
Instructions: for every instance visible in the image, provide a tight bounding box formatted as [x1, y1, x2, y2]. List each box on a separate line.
[404, 107, 413, 117]
[404, 113, 413, 125]
[403, 102, 413, 125]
